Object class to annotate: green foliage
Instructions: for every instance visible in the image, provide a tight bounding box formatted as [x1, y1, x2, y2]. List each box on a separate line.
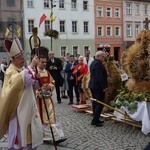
[110, 86, 150, 114]
[44, 29, 59, 39]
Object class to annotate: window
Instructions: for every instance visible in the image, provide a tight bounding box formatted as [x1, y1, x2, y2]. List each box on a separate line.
[83, 1, 88, 11]
[27, 0, 33, 7]
[83, 21, 89, 33]
[44, 0, 49, 8]
[135, 24, 140, 36]
[135, 4, 139, 15]
[28, 20, 34, 33]
[126, 3, 132, 15]
[127, 24, 132, 37]
[6, 0, 15, 6]
[106, 8, 112, 17]
[97, 7, 103, 17]
[71, 0, 77, 10]
[97, 26, 103, 36]
[60, 46, 66, 56]
[106, 26, 112, 36]
[72, 46, 78, 57]
[59, 0, 64, 9]
[72, 21, 77, 33]
[84, 46, 89, 52]
[60, 21, 65, 33]
[144, 5, 148, 15]
[45, 20, 50, 31]
[115, 27, 120, 36]
[115, 8, 120, 18]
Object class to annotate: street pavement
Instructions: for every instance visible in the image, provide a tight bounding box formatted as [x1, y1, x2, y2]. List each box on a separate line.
[0, 81, 150, 150]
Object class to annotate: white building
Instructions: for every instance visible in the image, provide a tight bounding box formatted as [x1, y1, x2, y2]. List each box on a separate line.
[123, 0, 150, 49]
[23, 0, 95, 57]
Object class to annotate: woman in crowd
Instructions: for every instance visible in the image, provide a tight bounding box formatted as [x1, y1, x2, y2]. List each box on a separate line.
[60, 56, 69, 99]
[73, 56, 88, 104]
[0, 58, 8, 87]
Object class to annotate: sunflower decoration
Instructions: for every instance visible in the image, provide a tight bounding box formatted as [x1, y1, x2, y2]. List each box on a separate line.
[111, 86, 150, 114]
[111, 30, 150, 114]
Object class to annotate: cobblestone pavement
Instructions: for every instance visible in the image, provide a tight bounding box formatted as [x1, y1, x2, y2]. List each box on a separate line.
[0, 83, 150, 150]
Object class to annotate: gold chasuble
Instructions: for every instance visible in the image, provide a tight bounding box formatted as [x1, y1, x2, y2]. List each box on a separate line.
[0, 64, 24, 138]
[36, 68, 56, 125]
[0, 64, 43, 148]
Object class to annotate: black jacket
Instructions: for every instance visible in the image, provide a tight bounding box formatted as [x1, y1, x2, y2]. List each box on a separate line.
[89, 59, 108, 90]
[46, 57, 62, 81]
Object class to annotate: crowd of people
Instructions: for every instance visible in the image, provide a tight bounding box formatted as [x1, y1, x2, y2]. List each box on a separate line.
[0, 37, 119, 149]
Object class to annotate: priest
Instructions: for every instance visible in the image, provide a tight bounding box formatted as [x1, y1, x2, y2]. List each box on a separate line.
[0, 37, 43, 150]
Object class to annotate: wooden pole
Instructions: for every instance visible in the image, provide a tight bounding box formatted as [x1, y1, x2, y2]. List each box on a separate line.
[90, 97, 126, 116]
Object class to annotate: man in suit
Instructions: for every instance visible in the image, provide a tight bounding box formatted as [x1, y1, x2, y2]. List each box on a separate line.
[65, 55, 80, 105]
[83, 50, 94, 71]
[89, 51, 108, 126]
[46, 51, 62, 103]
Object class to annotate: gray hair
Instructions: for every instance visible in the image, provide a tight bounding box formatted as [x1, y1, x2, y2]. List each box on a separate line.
[95, 51, 105, 59]
[78, 56, 84, 60]
[48, 51, 54, 55]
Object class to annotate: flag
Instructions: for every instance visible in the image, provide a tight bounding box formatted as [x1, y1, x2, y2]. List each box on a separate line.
[5, 27, 10, 37]
[49, 8, 57, 22]
[17, 27, 21, 37]
[39, 13, 47, 27]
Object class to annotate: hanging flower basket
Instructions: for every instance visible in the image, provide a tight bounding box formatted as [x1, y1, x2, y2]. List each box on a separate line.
[44, 29, 59, 39]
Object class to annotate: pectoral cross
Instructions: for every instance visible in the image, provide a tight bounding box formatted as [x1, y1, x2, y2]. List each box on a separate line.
[143, 17, 150, 30]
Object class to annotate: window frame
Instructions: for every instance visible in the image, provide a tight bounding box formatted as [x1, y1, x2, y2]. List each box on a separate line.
[72, 46, 78, 57]
[135, 4, 140, 15]
[59, 0, 65, 9]
[126, 3, 132, 15]
[97, 26, 103, 36]
[6, 0, 15, 7]
[71, 0, 77, 10]
[106, 7, 112, 18]
[135, 24, 140, 36]
[45, 20, 50, 31]
[72, 21, 77, 33]
[28, 19, 34, 33]
[83, 21, 89, 33]
[106, 26, 112, 36]
[60, 46, 67, 57]
[97, 7, 103, 17]
[27, 0, 33, 8]
[83, 1, 88, 11]
[60, 20, 65, 33]
[115, 8, 120, 18]
[127, 24, 132, 37]
[144, 5, 148, 15]
[115, 26, 120, 36]
[44, 0, 50, 8]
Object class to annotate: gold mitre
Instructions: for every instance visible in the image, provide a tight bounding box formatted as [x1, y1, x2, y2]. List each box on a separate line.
[4, 37, 23, 58]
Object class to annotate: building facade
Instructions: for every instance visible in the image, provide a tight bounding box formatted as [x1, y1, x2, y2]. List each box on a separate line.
[123, 0, 150, 49]
[94, 0, 123, 61]
[23, 0, 95, 58]
[0, 0, 23, 61]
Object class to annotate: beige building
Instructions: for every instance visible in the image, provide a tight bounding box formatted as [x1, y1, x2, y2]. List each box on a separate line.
[123, 0, 150, 49]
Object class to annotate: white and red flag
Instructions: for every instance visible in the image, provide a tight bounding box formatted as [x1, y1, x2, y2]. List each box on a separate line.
[39, 13, 47, 27]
